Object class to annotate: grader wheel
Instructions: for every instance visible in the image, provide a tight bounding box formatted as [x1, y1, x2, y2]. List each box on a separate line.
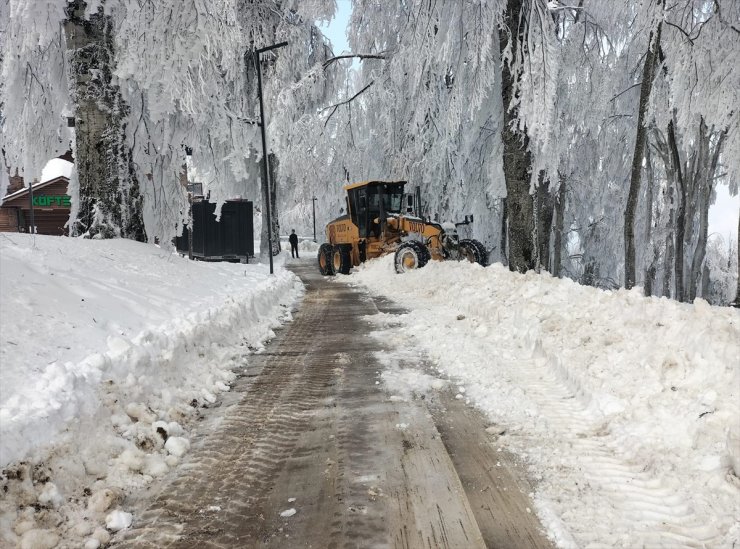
[459, 239, 488, 266]
[332, 245, 352, 275]
[394, 241, 430, 274]
[318, 243, 334, 276]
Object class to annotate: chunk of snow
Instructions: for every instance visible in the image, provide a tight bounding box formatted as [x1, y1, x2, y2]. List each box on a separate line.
[91, 527, 111, 545]
[349, 255, 740, 547]
[116, 448, 145, 473]
[19, 529, 59, 549]
[105, 510, 133, 531]
[37, 482, 63, 508]
[87, 488, 120, 513]
[142, 454, 169, 477]
[279, 508, 297, 518]
[125, 403, 157, 424]
[164, 436, 190, 457]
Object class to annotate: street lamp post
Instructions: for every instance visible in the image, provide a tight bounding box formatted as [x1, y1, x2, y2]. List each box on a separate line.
[312, 196, 318, 242]
[253, 40, 288, 275]
[28, 181, 36, 234]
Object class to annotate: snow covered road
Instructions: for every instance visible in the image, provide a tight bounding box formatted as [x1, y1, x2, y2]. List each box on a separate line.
[111, 261, 552, 548]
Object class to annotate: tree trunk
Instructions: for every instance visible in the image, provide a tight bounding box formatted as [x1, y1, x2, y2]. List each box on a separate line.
[643, 143, 657, 296]
[535, 171, 555, 272]
[65, 0, 144, 240]
[700, 263, 710, 300]
[624, 22, 662, 289]
[667, 119, 687, 301]
[500, 197, 508, 266]
[662, 229, 674, 298]
[662, 177, 675, 298]
[688, 127, 725, 301]
[733, 214, 740, 308]
[500, 0, 535, 273]
[552, 171, 566, 278]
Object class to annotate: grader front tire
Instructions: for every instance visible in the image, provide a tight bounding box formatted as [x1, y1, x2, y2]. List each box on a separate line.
[394, 241, 430, 274]
[459, 239, 488, 266]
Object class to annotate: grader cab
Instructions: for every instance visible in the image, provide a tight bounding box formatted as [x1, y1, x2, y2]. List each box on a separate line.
[317, 180, 487, 275]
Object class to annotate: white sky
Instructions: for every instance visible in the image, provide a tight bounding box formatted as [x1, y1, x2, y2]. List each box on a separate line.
[317, 0, 351, 55]
[709, 184, 739, 243]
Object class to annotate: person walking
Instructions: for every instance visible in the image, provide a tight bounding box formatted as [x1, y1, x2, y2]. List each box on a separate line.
[289, 229, 299, 259]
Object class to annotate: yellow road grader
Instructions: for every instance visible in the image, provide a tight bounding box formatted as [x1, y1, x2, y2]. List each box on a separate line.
[317, 180, 487, 275]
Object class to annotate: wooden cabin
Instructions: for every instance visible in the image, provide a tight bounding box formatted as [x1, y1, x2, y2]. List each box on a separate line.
[0, 176, 71, 235]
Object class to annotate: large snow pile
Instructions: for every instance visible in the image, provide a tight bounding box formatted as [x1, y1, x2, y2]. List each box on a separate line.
[0, 234, 300, 547]
[350, 256, 740, 548]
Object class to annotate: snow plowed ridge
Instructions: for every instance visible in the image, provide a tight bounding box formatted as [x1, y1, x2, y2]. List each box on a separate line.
[0, 235, 301, 547]
[350, 257, 740, 548]
[516, 360, 723, 548]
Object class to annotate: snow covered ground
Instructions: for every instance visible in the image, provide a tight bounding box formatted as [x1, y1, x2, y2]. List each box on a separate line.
[350, 256, 740, 548]
[0, 233, 301, 548]
[2, 233, 737, 548]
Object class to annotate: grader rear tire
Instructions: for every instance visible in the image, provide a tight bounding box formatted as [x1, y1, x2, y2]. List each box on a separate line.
[318, 244, 334, 276]
[332, 245, 352, 275]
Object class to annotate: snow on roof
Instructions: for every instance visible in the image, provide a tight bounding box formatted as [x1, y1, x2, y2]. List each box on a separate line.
[40, 158, 74, 183]
[2, 177, 68, 203]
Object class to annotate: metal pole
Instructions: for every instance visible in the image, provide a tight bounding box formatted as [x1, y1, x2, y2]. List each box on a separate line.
[28, 181, 36, 234]
[312, 196, 317, 242]
[253, 41, 288, 275]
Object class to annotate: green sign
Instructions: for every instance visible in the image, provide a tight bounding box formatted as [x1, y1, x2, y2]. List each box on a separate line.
[32, 195, 71, 207]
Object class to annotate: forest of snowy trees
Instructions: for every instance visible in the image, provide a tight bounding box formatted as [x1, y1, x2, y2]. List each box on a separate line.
[1, 0, 738, 305]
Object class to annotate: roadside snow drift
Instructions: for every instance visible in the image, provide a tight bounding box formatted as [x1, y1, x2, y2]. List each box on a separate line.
[0, 234, 300, 547]
[350, 255, 740, 549]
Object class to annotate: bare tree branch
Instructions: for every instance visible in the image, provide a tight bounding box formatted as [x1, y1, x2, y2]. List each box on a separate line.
[322, 53, 387, 69]
[609, 81, 643, 102]
[665, 20, 695, 44]
[321, 81, 375, 127]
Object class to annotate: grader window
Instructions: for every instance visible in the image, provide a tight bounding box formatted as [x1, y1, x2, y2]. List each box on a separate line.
[347, 188, 368, 237]
[381, 184, 404, 214]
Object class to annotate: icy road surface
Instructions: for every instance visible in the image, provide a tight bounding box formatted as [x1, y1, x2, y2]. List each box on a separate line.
[112, 262, 552, 548]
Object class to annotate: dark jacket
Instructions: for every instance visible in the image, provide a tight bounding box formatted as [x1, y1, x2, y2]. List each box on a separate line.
[289, 233, 298, 246]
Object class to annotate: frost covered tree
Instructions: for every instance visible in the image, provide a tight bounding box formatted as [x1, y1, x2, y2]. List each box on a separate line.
[637, 0, 738, 301]
[65, 0, 144, 239]
[108, 0, 336, 248]
[2, 0, 336, 247]
[624, 3, 663, 289]
[1, 1, 71, 200]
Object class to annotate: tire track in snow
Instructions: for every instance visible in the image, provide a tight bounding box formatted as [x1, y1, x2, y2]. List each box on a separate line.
[115, 300, 339, 547]
[493, 354, 724, 548]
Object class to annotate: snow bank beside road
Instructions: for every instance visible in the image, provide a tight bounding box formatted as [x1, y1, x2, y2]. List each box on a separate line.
[0, 234, 300, 546]
[351, 256, 740, 548]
